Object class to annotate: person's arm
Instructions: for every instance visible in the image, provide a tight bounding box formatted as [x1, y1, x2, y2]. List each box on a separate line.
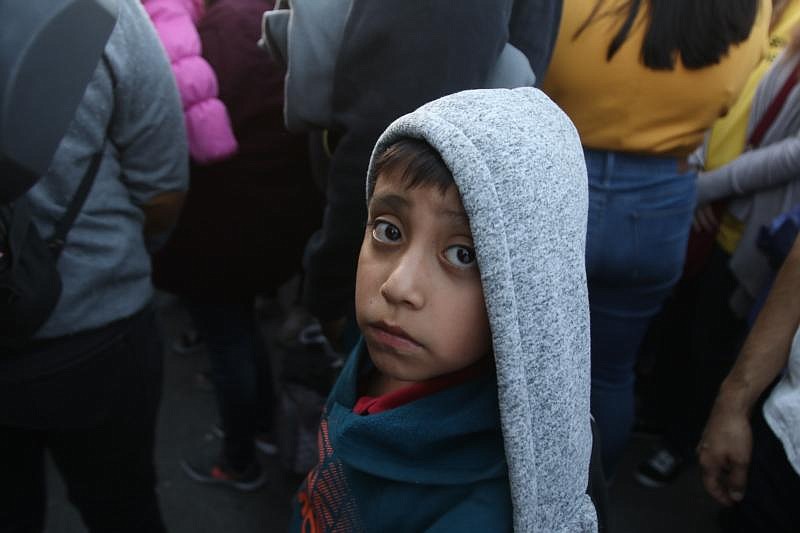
[698, 234, 800, 505]
[508, 0, 563, 83]
[696, 134, 800, 206]
[108, 1, 189, 241]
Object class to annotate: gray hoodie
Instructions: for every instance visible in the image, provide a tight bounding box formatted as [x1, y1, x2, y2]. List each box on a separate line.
[366, 88, 597, 532]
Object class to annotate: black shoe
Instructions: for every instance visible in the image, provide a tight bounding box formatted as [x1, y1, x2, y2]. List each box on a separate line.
[635, 446, 685, 488]
[181, 450, 266, 492]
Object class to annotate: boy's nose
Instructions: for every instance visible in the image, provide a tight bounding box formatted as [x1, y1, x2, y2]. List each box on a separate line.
[379, 251, 427, 309]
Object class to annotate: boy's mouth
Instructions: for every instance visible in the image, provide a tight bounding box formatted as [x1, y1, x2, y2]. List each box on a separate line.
[367, 321, 423, 351]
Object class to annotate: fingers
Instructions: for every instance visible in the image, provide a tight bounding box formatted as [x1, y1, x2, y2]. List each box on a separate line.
[698, 446, 734, 506]
[692, 207, 707, 233]
[693, 205, 719, 234]
[701, 469, 732, 506]
[697, 425, 753, 506]
[700, 460, 749, 506]
[726, 460, 749, 504]
[705, 207, 719, 231]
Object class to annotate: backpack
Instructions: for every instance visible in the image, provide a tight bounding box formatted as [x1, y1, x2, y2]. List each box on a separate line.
[0, 0, 118, 348]
[0, 149, 104, 348]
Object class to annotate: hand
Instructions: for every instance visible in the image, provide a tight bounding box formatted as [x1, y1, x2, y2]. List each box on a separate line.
[693, 204, 720, 234]
[142, 190, 185, 237]
[697, 399, 753, 506]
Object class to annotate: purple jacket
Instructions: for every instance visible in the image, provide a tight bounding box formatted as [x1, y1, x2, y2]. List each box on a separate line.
[142, 0, 237, 163]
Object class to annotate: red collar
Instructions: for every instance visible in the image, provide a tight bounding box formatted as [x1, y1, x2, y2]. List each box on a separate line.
[353, 361, 487, 415]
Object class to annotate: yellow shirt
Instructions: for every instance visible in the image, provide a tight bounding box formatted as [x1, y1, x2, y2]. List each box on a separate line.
[542, 0, 771, 157]
[706, 0, 800, 171]
[713, 1, 800, 254]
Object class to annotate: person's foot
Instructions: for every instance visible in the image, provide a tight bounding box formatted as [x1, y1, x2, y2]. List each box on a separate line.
[634, 446, 686, 488]
[180, 450, 266, 491]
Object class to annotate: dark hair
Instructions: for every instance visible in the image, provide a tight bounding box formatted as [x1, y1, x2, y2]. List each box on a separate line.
[575, 0, 760, 70]
[373, 138, 454, 194]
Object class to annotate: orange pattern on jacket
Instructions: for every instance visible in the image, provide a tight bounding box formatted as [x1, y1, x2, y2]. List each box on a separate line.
[297, 417, 364, 533]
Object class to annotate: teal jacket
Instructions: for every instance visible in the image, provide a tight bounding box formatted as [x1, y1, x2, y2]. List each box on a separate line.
[289, 340, 512, 532]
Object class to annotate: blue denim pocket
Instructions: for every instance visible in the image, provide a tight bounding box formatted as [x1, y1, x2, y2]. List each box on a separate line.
[585, 152, 696, 291]
[629, 183, 695, 285]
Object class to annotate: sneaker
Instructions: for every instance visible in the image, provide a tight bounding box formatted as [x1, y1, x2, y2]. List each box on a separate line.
[211, 424, 278, 456]
[181, 451, 266, 492]
[635, 446, 685, 488]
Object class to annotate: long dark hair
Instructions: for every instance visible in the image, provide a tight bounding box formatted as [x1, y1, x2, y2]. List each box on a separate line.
[575, 0, 760, 70]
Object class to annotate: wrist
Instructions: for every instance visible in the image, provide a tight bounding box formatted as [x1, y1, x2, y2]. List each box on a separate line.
[716, 376, 758, 416]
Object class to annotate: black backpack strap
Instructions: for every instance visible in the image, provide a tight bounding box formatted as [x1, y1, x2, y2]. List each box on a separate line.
[47, 146, 105, 256]
[48, 54, 116, 258]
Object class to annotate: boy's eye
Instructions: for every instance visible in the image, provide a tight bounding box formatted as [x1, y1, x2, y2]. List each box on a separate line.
[372, 220, 402, 243]
[444, 245, 476, 268]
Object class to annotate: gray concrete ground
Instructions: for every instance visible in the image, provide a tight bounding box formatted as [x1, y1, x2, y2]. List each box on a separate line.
[43, 293, 724, 533]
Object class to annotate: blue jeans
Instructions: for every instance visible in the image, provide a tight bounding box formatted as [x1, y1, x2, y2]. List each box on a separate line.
[185, 299, 274, 470]
[584, 149, 696, 476]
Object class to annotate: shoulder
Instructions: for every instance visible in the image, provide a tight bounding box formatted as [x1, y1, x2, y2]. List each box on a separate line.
[107, 0, 166, 62]
[102, 1, 175, 92]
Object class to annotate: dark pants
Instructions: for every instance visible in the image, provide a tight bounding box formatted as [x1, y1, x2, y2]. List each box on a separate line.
[0, 308, 165, 533]
[184, 298, 274, 470]
[725, 410, 800, 533]
[652, 245, 747, 459]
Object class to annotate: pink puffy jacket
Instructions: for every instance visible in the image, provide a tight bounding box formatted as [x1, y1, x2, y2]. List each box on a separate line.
[142, 0, 237, 164]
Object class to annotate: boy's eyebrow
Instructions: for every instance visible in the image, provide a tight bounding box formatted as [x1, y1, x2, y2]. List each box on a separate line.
[369, 193, 409, 214]
[441, 208, 469, 226]
[370, 192, 470, 227]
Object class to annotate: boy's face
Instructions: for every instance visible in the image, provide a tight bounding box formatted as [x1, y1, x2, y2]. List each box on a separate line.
[355, 169, 491, 389]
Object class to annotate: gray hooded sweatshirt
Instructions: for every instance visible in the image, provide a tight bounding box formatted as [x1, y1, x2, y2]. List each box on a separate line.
[366, 88, 597, 532]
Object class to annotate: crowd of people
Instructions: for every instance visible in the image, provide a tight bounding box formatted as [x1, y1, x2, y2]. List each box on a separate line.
[2, 0, 800, 532]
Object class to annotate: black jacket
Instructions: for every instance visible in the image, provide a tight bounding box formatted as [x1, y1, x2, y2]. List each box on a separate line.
[302, 0, 563, 320]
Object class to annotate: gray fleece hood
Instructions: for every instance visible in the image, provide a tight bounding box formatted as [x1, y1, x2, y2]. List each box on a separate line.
[366, 88, 597, 532]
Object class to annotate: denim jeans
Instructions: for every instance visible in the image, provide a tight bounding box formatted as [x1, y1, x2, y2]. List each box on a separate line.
[0, 307, 165, 533]
[584, 149, 696, 476]
[184, 299, 274, 470]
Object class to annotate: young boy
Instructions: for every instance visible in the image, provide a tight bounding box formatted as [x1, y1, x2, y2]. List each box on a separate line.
[290, 88, 598, 532]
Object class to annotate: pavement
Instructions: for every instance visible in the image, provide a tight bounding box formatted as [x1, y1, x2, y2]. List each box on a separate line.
[43, 291, 724, 533]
